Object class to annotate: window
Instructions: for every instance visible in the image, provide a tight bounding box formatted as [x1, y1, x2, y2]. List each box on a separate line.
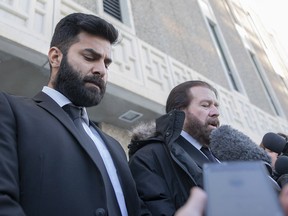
[208, 20, 239, 91]
[223, 0, 240, 24]
[70, 0, 133, 29]
[199, 0, 244, 93]
[234, 10, 284, 117]
[249, 51, 281, 116]
[102, 0, 134, 30]
[103, 0, 122, 22]
[279, 76, 288, 94]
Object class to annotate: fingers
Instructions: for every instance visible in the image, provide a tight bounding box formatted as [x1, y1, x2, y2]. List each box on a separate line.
[175, 187, 207, 216]
[280, 184, 288, 215]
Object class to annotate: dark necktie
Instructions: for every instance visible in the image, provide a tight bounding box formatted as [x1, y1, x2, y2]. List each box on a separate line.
[201, 146, 218, 163]
[63, 104, 121, 215]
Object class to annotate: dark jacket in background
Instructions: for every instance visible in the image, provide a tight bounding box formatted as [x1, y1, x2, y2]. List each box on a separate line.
[129, 110, 210, 216]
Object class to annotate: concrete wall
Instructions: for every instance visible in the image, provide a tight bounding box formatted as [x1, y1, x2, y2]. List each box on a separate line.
[130, 0, 288, 118]
[101, 123, 131, 155]
[130, 0, 231, 90]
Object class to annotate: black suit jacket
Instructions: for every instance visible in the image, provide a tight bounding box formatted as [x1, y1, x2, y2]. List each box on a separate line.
[0, 91, 148, 216]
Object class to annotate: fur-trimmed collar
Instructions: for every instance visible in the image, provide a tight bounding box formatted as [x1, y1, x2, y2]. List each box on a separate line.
[129, 120, 156, 142]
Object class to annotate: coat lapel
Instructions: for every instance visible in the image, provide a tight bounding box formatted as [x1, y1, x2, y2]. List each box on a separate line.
[33, 92, 78, 136]
[176, 136, 210, 168]
[33, 92, 105, 171]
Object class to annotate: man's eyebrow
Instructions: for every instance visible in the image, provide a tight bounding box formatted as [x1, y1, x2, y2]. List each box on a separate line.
[200, 99, 219, 106]
[83, 48, 112, 63]
[199, 99, 213, 103]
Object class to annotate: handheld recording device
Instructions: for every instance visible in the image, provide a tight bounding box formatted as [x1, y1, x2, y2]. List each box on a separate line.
[203, 161, 284, 216]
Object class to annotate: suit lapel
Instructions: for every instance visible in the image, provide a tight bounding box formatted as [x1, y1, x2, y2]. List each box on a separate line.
[33, 92, 105, 170]
[176, 136, 210, 168]
[33, 92, 78, 136]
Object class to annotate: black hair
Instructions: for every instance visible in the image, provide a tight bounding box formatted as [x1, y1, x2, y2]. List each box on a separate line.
[50, 13, 119, 55]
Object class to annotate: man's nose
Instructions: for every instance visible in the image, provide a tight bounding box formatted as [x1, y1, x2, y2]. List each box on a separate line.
[91, 61, 107, 77]
[210, 105, 220, 116]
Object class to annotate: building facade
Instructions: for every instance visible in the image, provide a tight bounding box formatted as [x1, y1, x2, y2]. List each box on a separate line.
[1, 0, 288, 150]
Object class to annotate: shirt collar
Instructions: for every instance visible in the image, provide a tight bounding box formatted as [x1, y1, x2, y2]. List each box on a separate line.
[42, 86, 71, 107]
[42, 86, 89, 125]
[181, 130, 203, 150]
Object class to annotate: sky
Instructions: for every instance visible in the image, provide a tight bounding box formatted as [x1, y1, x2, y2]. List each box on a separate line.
[241, 0, 288, 59]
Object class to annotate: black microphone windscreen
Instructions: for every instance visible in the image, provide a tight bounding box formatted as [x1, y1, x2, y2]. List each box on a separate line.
[262, 132, 286, 154]
[277, 174, 288, 188]
[275, 156, 288, 175]
[210, 125, 271, 164]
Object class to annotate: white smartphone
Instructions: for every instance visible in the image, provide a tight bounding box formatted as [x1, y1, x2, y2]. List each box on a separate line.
[203, 161, 284, 216]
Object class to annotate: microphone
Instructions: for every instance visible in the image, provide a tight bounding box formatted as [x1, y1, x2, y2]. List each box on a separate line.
[274, 156, 288, 188]
[210, 125, 271, 164]
[262, 132, 288, 155]
[210, 125, 281, 191]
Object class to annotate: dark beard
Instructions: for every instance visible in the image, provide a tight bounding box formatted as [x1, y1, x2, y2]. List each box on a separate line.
[184, 113, 212, 146]
[54, 55, 106, 107]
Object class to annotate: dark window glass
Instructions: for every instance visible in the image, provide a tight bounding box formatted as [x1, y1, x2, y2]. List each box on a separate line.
[208, 21, 239, 91]
[249, 51, 280, 115]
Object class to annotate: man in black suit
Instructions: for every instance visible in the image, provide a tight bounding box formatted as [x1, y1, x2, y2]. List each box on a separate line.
[128, 80, 220, 215]
[0, 13, 149, 216]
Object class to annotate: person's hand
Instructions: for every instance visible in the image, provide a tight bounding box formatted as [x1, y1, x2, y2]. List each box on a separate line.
[175, 187, 207, 216]
[280, 184, 288, 215]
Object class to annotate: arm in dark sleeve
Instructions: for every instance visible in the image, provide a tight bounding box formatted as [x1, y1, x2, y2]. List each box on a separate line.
[0, 93, 26, 215]
[129, 146, 176, 216]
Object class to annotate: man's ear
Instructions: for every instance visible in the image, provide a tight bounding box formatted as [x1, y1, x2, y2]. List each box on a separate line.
[47, 47, 63, 88]
[48, 47, 63, 68]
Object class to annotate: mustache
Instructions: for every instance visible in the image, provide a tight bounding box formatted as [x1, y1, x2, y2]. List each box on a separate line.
[207, 118, 220, 127]
[83, 75, 105, 90]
